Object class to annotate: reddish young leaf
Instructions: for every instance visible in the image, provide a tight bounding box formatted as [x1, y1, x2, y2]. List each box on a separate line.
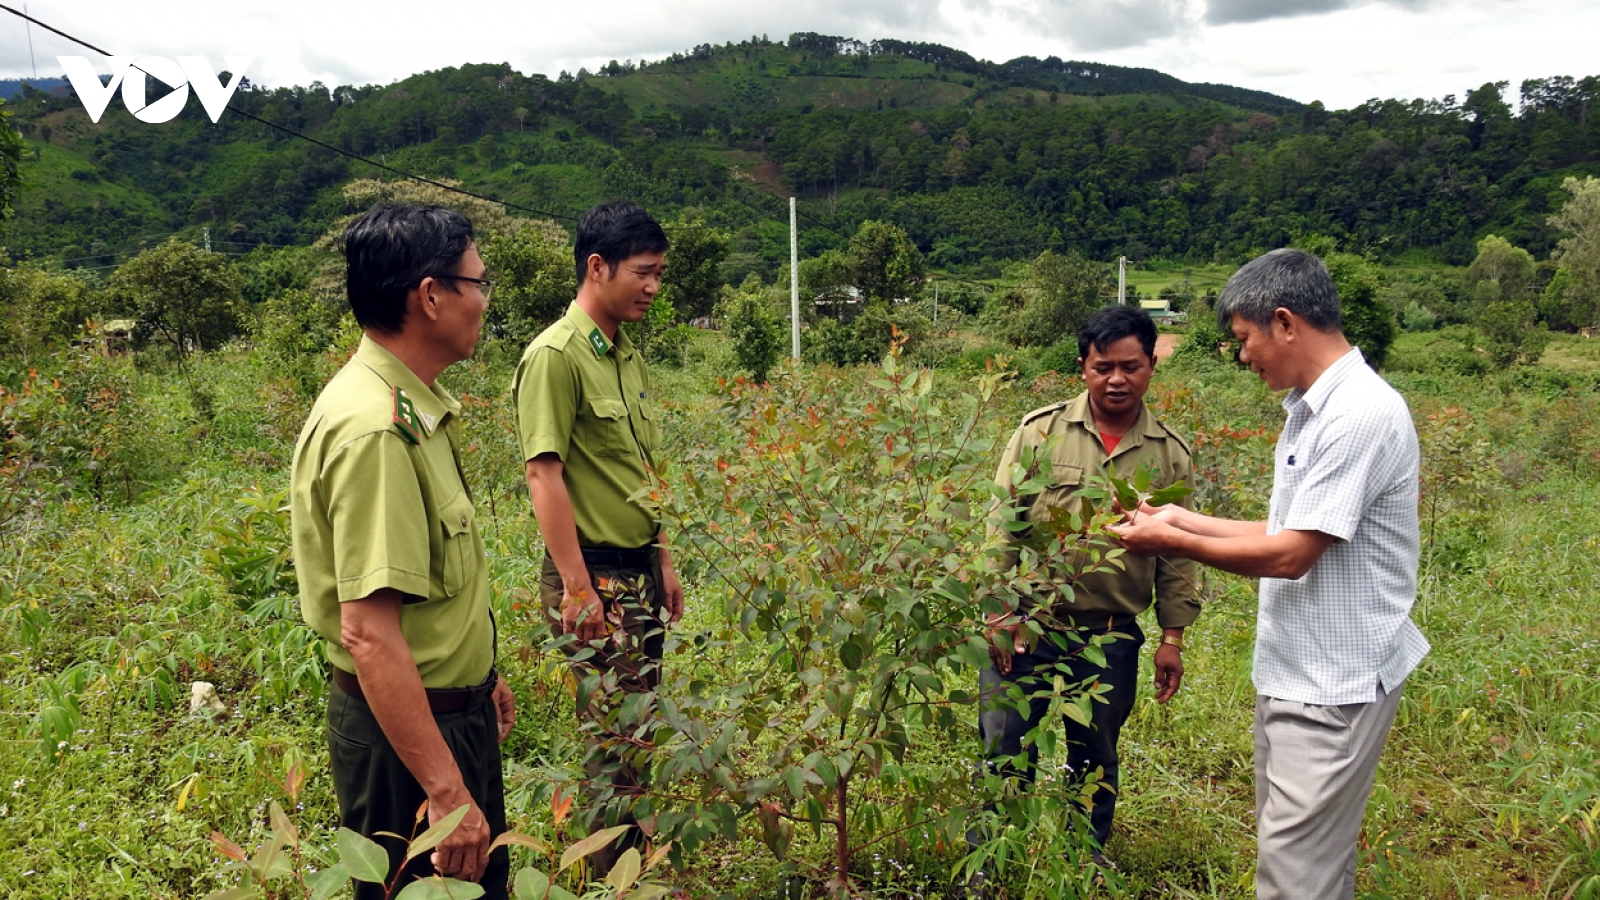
[551, 788, 573, 827]
[210, 831, 246, 862]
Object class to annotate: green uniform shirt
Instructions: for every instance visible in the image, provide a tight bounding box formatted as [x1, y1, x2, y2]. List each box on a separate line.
[290, 336, 496, 688]
[511, 303, 661, 549]
[992, 391, 1201, 629]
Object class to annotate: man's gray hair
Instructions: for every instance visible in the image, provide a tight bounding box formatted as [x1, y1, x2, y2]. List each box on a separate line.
[1215, 249, 1341, 332]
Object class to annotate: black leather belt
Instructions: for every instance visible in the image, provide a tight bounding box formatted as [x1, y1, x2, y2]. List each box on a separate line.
[579, 545, 656, 569]
[331, 666, 497, 714]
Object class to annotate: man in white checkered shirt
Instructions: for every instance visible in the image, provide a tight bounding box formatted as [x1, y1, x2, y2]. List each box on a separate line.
[1111, 248, 1428, 900]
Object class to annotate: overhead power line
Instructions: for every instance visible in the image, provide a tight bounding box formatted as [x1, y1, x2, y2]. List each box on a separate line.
[3, 2, 1487, 279]
[0, 2, 581, 223]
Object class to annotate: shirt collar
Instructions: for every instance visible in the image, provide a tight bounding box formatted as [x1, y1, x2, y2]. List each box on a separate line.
[1064, 391, 1163, 439]
[1284, 347, 1365, 415]
[353, 335, 459, 435]
[563, 302, 636, 360]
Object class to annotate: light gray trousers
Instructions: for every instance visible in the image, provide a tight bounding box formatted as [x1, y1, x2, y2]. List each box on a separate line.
[1254, 680, 1405, 900]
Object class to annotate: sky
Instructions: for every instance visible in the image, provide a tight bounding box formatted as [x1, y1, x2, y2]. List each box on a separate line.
[1, 0, 1597, 110]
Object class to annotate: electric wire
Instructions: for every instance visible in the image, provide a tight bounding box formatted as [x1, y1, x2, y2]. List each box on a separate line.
[0, 2, 582, 223]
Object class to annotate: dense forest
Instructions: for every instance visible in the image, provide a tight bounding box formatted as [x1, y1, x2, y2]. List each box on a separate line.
[1, 33, 1596, 277]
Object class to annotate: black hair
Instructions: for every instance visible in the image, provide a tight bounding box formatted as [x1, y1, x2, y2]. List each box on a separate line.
[574, 200, 669, 285]
[341, 204, 475, 334]
[1216, 248, 1341, 333]
[1078, 305, 1158, 361]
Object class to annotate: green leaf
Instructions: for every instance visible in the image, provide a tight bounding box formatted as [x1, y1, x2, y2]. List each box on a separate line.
[1132, 463, 1152, 493]
[626, 885, 672, 900]
[338, 826, 391, 883]
[1147, 482, 1192, 506]
[1081, 642, 1107, 669]
[606, 848, 642, 892]
[489, 832, 550, 855]
[268, 800, 299, 849]
[306, 863, 350, 900]
[839, 638, 864, 671]
[559, 824, 632, 871]
[394, 877, 486, 900]
[406, 803, 471, 863]
[1111, 478, 1140, 513]
[248, 831, 290, 881]
[513, 869, 550, 900]
[741, 774, 779, 802]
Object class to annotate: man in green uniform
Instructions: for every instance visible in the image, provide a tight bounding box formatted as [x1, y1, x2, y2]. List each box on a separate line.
[291, 205, 515, 900]
[511, 200, 685, 869]
[980, 305, 1198, 865]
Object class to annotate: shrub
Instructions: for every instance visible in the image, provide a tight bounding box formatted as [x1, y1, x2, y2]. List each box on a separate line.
[1385, 327, 1489, 377]
[634, 346, 1125, 891]
[0, 342, 166, 506]
[981, 251, 1108, 348]
[1324, 251, 1398, 370]
[725, 290, 782, 383]
[108, 240, 245, 354]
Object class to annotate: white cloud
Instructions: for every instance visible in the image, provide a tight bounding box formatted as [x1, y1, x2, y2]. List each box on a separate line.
[1, 0, 1596, 109]
[943, 0, 1198, 52]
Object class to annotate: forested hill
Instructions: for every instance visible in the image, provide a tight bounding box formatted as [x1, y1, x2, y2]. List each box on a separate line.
[2, 32, 1597, 276]
[0, 78, 66, 100]
[620, 33, 1302, 115]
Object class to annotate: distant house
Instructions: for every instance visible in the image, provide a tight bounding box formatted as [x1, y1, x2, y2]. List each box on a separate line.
[100, 319, 136, 353]
[1140, 298, 1181, 324]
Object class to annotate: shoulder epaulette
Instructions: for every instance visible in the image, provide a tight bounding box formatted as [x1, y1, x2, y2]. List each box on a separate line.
[1021, 401, 1069, 426]
[391, 386, 422, 445]
[529, 318, 579, 352]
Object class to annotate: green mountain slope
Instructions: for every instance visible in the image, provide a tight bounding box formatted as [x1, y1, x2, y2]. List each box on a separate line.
[2, 37, 1596, 275]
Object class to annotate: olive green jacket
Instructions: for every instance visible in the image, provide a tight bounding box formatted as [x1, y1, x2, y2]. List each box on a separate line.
[511, 303, 661, 549]
[290, 337, 495, 688]
[992, 392, 1200, 629]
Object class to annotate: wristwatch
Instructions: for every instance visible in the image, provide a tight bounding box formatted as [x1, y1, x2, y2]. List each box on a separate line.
[1159, 633, 1185, 651]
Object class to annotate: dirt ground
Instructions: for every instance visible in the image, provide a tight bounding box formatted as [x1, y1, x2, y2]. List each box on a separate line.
[1155, 333, 1181, 359]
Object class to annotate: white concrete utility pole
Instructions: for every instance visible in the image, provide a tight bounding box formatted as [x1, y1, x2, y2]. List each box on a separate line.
[790, 197, 801, 360]
[1118, 255, 1127, 305]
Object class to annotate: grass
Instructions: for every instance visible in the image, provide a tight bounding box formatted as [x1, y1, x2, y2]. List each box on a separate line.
[1540, 332, 1600, 372]
[1125, 263, 1234, 300]
[1, 337, 1597, 898]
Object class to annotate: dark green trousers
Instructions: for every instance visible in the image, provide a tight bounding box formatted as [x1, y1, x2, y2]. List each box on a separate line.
[326, 681, 509, 900]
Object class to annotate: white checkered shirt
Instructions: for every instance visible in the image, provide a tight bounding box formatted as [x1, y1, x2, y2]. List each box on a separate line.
[1255, 348, 1429, 706]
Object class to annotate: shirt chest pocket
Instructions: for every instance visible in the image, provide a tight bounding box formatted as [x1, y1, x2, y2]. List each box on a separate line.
[1270, 442, 1307, 525]
[437, 491, 479, 598]
[1031, 462, 1086, 530]
[581, 397, 635, 458]
[636, 398, 659, 453]
[1276, 443, 1308, 488]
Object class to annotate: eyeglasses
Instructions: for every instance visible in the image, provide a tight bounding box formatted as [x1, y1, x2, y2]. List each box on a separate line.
[432, 273, 496, 300]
